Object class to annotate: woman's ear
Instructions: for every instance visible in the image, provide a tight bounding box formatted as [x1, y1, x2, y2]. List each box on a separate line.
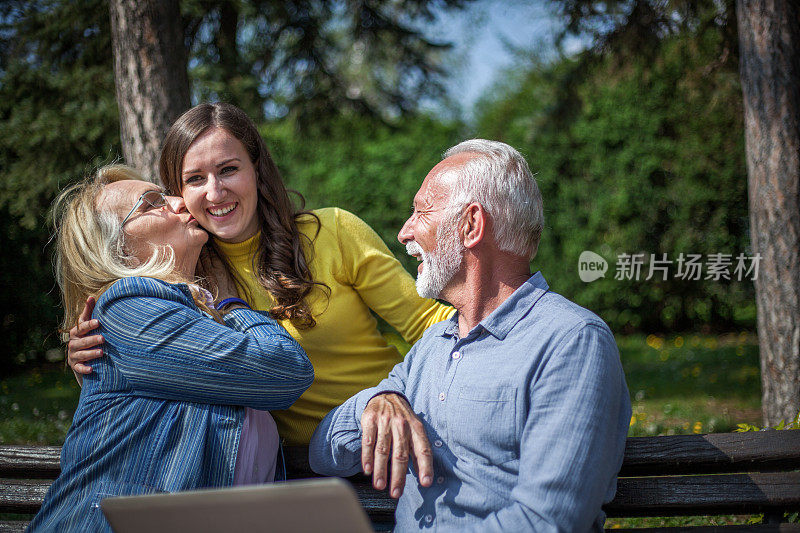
[461, 202, 486, 249]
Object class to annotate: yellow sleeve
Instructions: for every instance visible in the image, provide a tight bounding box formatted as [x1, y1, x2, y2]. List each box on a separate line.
[333, 208, 455, 344]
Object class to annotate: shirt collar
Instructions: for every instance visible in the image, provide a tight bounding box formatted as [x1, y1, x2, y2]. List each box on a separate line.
[441, 316, 460, 337]
[439, 272, 550, 340]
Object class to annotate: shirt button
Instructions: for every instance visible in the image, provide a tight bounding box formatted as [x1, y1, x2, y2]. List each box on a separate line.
[452, 351, 461, 359]
[438, 392, 446, 401]
[425, 514, 433, 523]
[434, 439, 443, 447]
[437, 476, 445, 484]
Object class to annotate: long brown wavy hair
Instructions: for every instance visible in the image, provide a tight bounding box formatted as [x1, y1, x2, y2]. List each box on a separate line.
[159, 102, 325, 328]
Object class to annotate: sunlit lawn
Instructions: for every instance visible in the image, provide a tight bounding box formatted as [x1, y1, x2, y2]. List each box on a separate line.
[610, 332, 762, 528]
[1, 333, 762, 445]
[1, 334, 765, 527]
[621, 332, 761, 437]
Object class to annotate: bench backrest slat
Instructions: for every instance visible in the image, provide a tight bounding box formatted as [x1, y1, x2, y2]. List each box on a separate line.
[0, 446, 60, 479]
[0, 520, 29, 532]
[605, 472, 800, 517]
[0, 479, 52, 514]
[619, 432, 800, 476]
[2, 431, 800, 524]
[5, 432, 800, 480]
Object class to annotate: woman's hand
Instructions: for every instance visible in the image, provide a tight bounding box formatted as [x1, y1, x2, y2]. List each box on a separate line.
[67, 297, 104, 384]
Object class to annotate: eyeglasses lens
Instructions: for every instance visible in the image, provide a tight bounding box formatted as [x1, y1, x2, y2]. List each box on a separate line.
[142, 191, 167, 209]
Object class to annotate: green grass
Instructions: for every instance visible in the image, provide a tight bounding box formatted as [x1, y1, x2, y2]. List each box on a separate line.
[620, 332, 761, 436]
[609, 332, 762, 529]
[2, 334, 762, 446]
[605, 515, 757, 528]
[0, 364, 81, 445]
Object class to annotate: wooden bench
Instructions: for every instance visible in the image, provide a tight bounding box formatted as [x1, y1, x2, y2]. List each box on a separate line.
[2, 430, 799, 532]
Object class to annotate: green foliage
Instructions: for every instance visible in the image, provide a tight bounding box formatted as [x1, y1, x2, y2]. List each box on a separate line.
[261, 113, 465, 265]
[0, 0, 468, 368]
[736, 410, 800, 432]
[0, 0, 761, 374]
[0, 365, 80, 445]
[0, 0, 121, 371]
[475, 0, 751, 332]
[183, 0, 473, 123]
[0, 0, 120, 227]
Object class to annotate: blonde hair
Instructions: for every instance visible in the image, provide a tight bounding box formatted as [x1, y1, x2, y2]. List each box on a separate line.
[53, 164, 217, 335]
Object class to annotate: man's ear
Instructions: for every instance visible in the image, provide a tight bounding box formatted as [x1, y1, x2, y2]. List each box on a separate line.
[461, 202, 486, 249]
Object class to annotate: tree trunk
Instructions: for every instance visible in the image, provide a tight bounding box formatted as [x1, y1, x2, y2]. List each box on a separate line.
[109, 0, 191, 182]
[736, 0, 800, 426]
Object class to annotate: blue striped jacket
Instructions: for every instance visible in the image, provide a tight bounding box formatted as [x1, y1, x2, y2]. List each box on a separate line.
[28, 277, 313, 532]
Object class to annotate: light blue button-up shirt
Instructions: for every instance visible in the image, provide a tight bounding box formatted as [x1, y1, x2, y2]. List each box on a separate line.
[310, 273, 630, 532]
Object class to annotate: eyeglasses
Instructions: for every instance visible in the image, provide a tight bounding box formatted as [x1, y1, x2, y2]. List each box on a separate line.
[120, 190, 169, 228]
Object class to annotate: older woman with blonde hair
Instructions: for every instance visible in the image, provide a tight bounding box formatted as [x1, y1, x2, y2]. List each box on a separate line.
[29, 165, 313, 532]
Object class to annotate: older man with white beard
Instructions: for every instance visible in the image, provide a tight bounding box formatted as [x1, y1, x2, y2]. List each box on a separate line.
[310, 139, 631, 532]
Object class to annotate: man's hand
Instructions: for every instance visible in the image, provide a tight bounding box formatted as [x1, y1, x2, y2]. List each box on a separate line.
[360, 393, 433, 499]
[67, 296, 104, 383]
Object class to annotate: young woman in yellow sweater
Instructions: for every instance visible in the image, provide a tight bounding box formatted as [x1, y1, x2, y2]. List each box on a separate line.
[68, 102, 454, 445]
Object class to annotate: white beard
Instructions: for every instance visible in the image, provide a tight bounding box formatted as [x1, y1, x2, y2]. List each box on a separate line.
[406, 223, 464, 299]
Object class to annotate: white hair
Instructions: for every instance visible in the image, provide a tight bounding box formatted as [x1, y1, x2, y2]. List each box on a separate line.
[442, 139, 544, 259]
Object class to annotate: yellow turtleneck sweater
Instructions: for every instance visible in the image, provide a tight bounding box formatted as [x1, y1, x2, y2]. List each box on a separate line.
[215, 207, 455, 445]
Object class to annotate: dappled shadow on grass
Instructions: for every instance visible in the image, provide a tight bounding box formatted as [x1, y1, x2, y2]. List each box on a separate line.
[620, 334, 761, 436]
[0, 364, 80, 445]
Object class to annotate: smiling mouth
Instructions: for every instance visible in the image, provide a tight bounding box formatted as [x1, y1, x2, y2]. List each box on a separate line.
[408, 252, 424, 271]
[208, 203, 237, 217]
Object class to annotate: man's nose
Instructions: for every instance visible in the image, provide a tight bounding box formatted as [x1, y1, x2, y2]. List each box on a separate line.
[398, 216, 414, 245]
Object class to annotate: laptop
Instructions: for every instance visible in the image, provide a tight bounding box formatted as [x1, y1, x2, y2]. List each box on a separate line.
[101, 477, 375, 533]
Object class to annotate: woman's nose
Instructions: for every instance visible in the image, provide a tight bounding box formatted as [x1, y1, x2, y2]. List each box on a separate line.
[165, 195, 186, 213]
[205, 176, 226, 203]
